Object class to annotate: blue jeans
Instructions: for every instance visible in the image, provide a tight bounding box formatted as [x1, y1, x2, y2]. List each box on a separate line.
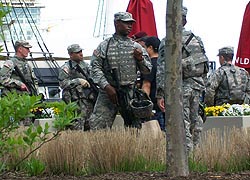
[151, 111, 165, 131]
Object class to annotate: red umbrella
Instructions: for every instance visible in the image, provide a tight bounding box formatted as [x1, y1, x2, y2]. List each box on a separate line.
[126, 0, 158, 37]
[235, 2, 250, 73]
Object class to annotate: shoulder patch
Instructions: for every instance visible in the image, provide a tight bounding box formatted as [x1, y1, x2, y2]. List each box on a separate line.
[3, 60, 14, 69]
[63, 66, 69, 74]
[93, 49, 100, 57]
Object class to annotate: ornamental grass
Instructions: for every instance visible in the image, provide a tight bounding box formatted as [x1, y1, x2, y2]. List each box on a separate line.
[38, 128, 166, 175]
[8, 126, 250, 175]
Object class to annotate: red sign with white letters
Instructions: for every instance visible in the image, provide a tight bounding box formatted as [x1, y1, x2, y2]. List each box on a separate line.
[235, 2, 250, 72]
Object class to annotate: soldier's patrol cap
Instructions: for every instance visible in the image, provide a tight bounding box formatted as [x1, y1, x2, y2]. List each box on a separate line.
[67, 44, 83, 53]
[114, 12, 136, 22]
[217, 46, 234, 56]
[182, 6, 188, 16]
[14, 40, 32, 48]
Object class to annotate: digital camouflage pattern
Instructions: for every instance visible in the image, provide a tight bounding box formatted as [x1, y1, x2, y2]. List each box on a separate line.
[58, 60, 95, 130]
[156, 28, 208, 152]
[89, 34, 151, 130]
[0, 56, 38, 95]
[205, 62, 250, 106]
[114, 12, 135, 22]
[182, 31, 209, 79]
[217, 46, 234, 56]
[91, 35, 151, 89]
[14, 40, 32, 49]
[156, 30, 208, 98]
[67, 44, 83, 53]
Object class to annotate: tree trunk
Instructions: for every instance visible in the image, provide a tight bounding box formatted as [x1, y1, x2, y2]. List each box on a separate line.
[165, 0, 189, 177]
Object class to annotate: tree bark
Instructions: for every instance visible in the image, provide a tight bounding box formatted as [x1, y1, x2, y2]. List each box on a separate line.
[165, 0, 189, 177]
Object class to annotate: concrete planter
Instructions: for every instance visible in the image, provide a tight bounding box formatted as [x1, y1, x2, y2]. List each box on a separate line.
[34, 118, 56, 132]
[203, 116, 250, 132]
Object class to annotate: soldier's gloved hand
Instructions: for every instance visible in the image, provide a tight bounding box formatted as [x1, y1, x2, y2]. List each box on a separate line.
[104, 84, 118, 105]
[133, 48, 143, 61]
[79, 78, 90, 88]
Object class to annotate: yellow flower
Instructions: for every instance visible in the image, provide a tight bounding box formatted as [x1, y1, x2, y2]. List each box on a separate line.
[205, 103, 230, 116]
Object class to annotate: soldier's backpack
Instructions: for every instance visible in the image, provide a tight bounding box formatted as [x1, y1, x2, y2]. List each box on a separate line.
[221, 66, 248, 104]
[182, 32, 209, 79]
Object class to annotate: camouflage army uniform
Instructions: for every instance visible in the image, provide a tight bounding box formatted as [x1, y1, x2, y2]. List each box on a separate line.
[156, 28, 208, 152]
[205, 62, 250, 106]
[0, 56, 38, 96]
[58, 60, 95, 130]
[89, 34, 152, 130]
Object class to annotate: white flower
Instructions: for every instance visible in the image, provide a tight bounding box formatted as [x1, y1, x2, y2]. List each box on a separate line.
[42, 108, 54, 118]
[222, 104, 250, 116]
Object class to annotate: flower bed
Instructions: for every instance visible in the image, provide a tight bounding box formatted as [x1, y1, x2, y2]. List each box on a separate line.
[30, 107, 59, 119]
[203, 104, 250, 132]
[205, 104, 250, 117]
[30, 106, 59, 132]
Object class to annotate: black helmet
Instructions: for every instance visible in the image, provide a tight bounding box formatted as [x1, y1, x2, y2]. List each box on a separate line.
[129, 99, 153, 119]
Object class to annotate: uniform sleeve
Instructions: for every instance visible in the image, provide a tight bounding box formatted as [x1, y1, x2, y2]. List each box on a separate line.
[58, 63, 81, 90]
[156, 39, 165, 98]
[204, 70, 223, 106]
[0, 59, 23, 88]
[90, 40, 110, 89]
[134, 42, 152, 75]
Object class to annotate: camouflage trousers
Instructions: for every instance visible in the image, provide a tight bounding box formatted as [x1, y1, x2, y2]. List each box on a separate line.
[183, 87, 203, 153]
[88, 88, 140, 130]
[68, 98, 94, 131]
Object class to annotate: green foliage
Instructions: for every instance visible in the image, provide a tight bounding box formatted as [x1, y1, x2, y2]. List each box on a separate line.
[0, 92, 79, 176]
[218, 156, 250, 173]
[0, 93, 41, 159]
[22, 158, 46, 176]
[45, 101, 80, 131]
[188, 157, 208, 173]
[115, 155, 165, 172]
[87, 155, 165, 175]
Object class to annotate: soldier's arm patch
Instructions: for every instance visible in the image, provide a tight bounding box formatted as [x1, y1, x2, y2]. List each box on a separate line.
[62, 67, 69, 74]
[93, 49, 100, 57]
[3, 61, 13, 69]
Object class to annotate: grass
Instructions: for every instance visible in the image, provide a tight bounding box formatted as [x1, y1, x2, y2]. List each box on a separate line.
[4, 126, 250, 176]
[38, 128, 166, 175]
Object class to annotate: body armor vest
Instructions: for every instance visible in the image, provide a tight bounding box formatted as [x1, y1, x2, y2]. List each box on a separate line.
[63, 61, 92, 102]
[107, 39, 137, 86]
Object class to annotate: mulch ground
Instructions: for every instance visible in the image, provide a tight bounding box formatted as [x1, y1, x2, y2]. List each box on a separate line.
[2, 171, 250, 180]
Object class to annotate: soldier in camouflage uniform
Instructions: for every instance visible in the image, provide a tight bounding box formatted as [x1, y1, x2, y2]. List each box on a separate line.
[0, 40, 38, 96]
[58, 44, 95, 130]
[205, 46, 250, 106]
[89, 12, 152, 130]
[156, 7, 209, 153]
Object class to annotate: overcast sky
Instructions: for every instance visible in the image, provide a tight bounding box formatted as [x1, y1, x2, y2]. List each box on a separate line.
[39, 0, 249, 68]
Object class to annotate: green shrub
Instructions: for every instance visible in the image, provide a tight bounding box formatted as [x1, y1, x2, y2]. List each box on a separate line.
[22, 157, 46, 176]
[0, 92, 79, 176]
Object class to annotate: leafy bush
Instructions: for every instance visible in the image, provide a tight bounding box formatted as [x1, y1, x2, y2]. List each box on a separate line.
[0, 92, 79, 176]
